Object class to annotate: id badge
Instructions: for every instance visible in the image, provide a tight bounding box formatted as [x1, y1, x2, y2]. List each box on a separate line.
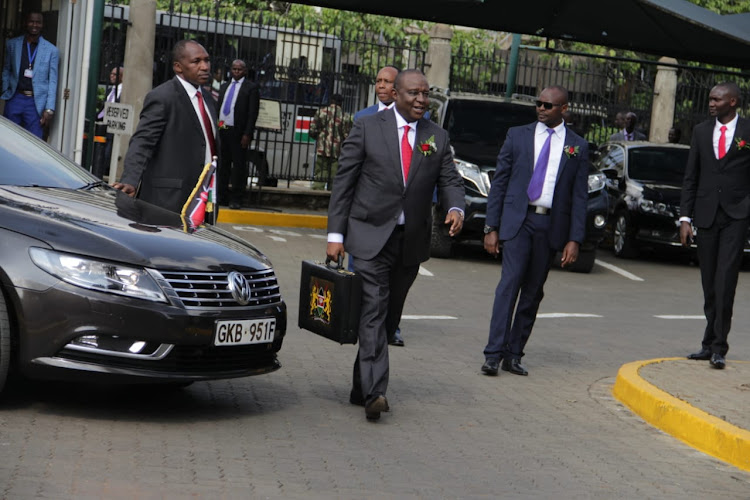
[24, 68, 33, 78]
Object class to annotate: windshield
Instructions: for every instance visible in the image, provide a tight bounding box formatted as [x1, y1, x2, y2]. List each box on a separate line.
[0, 117, 99, 188]
[627, 147, 689, 183]
[445, 100, 536, 145]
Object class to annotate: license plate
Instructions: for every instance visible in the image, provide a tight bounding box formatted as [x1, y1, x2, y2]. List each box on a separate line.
[214, 318, 276, 346]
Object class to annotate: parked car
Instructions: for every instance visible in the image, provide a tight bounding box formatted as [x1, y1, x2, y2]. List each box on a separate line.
[0, 116, 287, 395]
[428, 90, 609, 273]
[596, 141, 694, 257]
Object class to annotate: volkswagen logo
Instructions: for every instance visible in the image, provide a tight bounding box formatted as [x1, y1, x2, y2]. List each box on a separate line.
[227, 271, 252, 305]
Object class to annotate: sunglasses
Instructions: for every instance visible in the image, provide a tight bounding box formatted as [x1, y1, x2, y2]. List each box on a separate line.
[535, 100, 564, 110]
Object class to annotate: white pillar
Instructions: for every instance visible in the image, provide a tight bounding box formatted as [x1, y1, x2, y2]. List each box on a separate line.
[649, 57, 678, 143]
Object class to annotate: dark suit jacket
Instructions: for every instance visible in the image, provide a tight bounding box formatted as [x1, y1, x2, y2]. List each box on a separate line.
[121, 76, 219, 214]
[486, 123, 589, 250]
[610, 130, 646, 141]
[353, 103, 379, 122]
[328, 108, 465, 265]
[680, 117, 750, 228]
[218, 78, 260, 136]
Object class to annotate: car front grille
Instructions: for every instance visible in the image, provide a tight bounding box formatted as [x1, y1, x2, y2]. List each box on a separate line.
[157, 269, 281, 309]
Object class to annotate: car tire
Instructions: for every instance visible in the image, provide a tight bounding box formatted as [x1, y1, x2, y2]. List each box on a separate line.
[430, 206, 454, 258]
[613, 211, 638, 258]
[0, 291, 10, 395]
[567, 248, 596, 273]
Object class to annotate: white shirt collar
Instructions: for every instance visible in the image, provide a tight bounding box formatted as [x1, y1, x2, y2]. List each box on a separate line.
[176, 75, 202, 97]
[394, 108, 418, 131]
[378, 101, 394, 112]
[536, 120, 565, 138]
[715, 113, 739, 131]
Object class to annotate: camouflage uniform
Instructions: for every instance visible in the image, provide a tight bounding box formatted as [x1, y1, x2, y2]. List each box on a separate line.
[309, 103, 352, 190]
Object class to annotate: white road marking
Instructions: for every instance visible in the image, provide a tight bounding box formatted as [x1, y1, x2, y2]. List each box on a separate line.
[418, 265, 433, 277]
[310, 234, 327, 239]
[401, 315, 457, 320]
[594, 259, 645, 281]
[654, 315, 704, 319]
[267, 235, 287, 242]
[268, 229, 302, 237]
[232, 225, 263, 232]
[537, 313, 603, 318]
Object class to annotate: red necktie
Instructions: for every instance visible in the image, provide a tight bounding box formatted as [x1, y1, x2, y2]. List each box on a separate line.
[401, 125, 412, 182]
[718, 125, 727, 159]
[196, 90, 217, 158]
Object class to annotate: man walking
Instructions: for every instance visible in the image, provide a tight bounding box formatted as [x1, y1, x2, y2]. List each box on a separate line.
[113, 40, 219, 217]
[326, 69, 464, 421]
[610, 112, 646, 141]
[354, 65, 399, 121]
[1, 11, 59, 139]
[309, 93, 351, 190]
[680, 82, 750, 370]
[481, 85, 589, 377]
[217, 59, 260, 209]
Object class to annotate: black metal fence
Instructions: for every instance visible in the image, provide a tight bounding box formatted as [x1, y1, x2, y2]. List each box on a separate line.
[450, 43, 750, 147]
[99, 2, 426, 185]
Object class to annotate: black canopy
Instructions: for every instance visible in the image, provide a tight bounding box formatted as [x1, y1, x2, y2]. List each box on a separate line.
[294, 0, 750, 69]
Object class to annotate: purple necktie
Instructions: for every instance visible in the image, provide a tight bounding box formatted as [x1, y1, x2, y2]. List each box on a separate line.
[222, 80, 237, 116]
[527, 128, 555, 201]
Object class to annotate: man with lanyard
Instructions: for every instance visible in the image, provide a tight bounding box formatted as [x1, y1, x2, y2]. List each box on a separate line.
[1, 11, 59, 138]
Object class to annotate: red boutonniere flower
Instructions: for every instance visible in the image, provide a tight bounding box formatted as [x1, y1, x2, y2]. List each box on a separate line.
[419, 135, 437, 156]
[563, 145, 579, 158]
[735, 137, 750, 151]
[218, 120, 228, 130]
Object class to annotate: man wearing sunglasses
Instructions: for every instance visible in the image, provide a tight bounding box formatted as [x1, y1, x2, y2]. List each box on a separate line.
[481, 85, 589, 377]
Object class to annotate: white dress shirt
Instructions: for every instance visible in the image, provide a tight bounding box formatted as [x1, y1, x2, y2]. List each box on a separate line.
[176, 75, 216, 166]
[218, 76, 244, 126]
[530, 121, 566, 209]
[377, 101, 394, 112]
[713, 114, 738, 159]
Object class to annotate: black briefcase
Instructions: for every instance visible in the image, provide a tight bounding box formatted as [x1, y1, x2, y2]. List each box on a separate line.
[298, 257, 361, 344]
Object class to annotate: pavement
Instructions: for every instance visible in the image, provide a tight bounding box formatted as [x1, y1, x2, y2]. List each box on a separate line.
[218, 202, 750, 474]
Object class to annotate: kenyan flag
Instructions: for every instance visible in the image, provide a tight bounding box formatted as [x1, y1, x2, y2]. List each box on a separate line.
[294, 116, 314, 143]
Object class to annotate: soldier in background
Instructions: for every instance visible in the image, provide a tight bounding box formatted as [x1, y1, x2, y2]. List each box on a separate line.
[309, 93, 352, 190]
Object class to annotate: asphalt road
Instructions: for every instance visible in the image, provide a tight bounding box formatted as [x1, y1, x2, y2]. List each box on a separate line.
[1, 223, 749, 498]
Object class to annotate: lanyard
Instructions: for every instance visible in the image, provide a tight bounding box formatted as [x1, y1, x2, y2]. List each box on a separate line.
[26, 42, 38, 68]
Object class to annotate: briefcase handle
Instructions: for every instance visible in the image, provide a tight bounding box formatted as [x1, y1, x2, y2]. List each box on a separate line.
[325, 255, 344, 270]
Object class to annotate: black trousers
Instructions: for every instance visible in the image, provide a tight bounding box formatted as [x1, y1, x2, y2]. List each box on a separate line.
[350, 227, 419, 406]
[696, 207, 749, 356]
[219, 127, 248, 205]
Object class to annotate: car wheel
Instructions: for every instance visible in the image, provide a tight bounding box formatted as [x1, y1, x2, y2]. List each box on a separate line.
[0, 291, 10, 395]
[430, 205, 454, 258]
[567, 248, 596, 273]
[613, 212, 638, 258]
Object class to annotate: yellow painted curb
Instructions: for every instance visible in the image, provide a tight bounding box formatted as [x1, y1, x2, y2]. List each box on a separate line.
[612, 357, 750, 472]
[217, 209, 328, 229]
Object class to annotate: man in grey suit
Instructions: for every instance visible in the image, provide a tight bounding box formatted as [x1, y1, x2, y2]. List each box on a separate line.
[609, 112, 646, 141]
[113, 40, 219, 216]
[326, 69, 465, 421]
[680, 82, 750, 370]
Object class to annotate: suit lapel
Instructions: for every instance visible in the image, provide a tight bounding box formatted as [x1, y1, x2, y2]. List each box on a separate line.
[408, 120, 433, 186]
[525, 123, 537, 175]
[378, 109, 402, 182]
[173, 77, 204, 137]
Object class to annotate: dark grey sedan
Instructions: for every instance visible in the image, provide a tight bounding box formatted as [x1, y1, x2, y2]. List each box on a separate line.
[0, 117, 286, 395]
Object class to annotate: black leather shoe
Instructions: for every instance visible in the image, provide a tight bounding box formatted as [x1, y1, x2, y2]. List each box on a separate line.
[349, 390, 365, 407]
[389, 328, 404, 347]
[501, 358, 528, 376]
[710, 353, 726, 369]
[481, 358, 500, 376]
[365, 395, 389, 421]
[687, 348, 712, 360]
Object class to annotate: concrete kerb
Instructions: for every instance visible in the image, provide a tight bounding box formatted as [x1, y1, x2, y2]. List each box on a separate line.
[218, 209, 328, 229]
[612, 357, 750, 472]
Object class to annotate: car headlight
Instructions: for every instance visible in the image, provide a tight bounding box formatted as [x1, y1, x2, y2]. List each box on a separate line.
[588, 172, 606, 193]
[29, 248, 167, 302]
[639, 199, 675, 218]
[454, 158, 490, 196]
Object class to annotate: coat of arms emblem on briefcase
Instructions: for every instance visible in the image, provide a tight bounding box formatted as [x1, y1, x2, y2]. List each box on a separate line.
[309, 277, 333, 324]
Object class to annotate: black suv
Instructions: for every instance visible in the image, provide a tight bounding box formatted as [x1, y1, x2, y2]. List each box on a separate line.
[429, 90, 609, 273]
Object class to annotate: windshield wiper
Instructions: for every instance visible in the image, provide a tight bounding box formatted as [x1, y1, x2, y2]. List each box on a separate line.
[79, 180, 108, 191]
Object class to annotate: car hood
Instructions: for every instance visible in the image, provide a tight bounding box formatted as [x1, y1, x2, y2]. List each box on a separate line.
[635, 181, 683, 205]
[0, 187, 273, 271]
[451, 141, 500, 170]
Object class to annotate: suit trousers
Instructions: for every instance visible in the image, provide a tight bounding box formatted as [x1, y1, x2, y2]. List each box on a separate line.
[696, 207, 749, 356]
[350, 226, 419, 405]
[219, 127, 248, 205]
[484, 212, 556, 361]
[4, 93, 43, 138]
